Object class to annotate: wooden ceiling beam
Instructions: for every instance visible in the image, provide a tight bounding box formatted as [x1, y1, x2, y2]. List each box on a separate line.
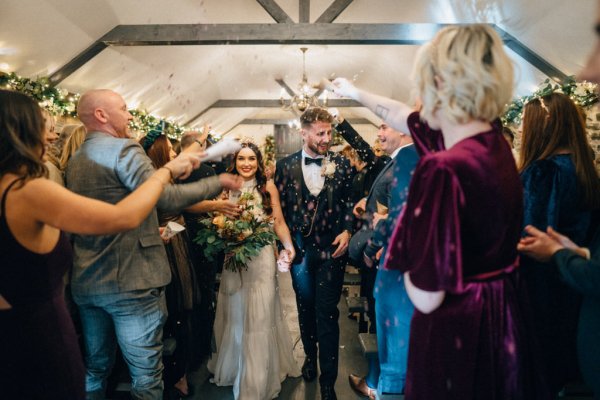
[99, 23, 441, 46]
[238, 117, 375, 125]
[315, 0, 354, 23]
[184, 98, 362, 125]
[299, 0, 310, 23]
[256, 0, 294, 23]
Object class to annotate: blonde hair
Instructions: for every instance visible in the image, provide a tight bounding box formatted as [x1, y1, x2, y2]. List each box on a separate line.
[413, 24, 514, 125]
[59, 124, 87, 170]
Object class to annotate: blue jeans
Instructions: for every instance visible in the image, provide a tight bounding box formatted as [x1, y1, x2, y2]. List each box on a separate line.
[373, 266, 413, 397]
[290, 240, 345, 385]
[74, 288, 168, 400]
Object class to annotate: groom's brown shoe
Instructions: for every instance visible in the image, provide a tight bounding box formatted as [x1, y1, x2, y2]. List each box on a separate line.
[301, 357, 317, 382]
[348, 374, 376, 399]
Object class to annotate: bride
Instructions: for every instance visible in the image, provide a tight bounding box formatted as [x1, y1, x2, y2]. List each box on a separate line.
[208, 141, 301, 399]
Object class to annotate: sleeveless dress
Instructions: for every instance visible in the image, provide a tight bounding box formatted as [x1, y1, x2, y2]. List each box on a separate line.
[0, 179, 85, 400]
[208, 178, 301, 399]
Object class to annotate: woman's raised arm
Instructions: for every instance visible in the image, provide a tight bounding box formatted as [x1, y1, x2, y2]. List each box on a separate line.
[331, 78, 413, 134]
[24, 152, 202, 235]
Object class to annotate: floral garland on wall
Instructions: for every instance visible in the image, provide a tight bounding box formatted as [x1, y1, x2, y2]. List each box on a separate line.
[502, 76, 599, 126]
[0, 72, 188, 138]
[263, 134, 275, 163]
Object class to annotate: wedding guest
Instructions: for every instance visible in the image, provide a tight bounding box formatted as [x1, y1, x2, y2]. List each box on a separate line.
[275, 107, 354, 400]
[0, 89, 203, 400]
[518, 92, 600, 393]
[41, 108, 63, 185]
[518, 225, 600, 398]
[178, 131, 240, 370]
[502, 126, 515, 148]
[341, 120, 416, 399]
[170, 137, 181, 155]
[47, 122, 70, 161]
[367, 141, 419, 400]
[345, 148, 367, 203]
[59, 124, 86, 171]
[332, 24, 549, 398]
[64, 89, 242, 400]
[338, 118, 402, 337]
[140, 131, 197, 397]
[372, 138, 385, 158]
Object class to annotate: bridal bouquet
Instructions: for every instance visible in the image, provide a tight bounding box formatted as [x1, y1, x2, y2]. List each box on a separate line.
[194, 192, 277, 272]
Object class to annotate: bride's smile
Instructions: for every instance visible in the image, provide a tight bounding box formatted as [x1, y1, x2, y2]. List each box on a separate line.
[235, 147, 258, 180]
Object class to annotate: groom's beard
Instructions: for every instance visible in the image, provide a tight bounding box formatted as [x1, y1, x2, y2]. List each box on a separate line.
[307, 141, 330, 156]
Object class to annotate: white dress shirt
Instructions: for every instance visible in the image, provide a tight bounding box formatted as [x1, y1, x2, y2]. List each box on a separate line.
[301, 149, 325, 196]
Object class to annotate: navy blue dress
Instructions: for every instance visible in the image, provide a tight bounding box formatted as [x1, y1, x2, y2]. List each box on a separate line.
[520, 154, 590, 393]
[0, 179, 85, 400]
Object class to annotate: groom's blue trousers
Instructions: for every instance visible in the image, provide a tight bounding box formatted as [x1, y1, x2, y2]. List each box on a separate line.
[290, 239, 346, 385]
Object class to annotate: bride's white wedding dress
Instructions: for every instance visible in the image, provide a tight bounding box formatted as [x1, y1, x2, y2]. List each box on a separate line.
[208, 179, 301, 400]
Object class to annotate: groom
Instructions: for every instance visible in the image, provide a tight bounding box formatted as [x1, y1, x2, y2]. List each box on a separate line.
[275, 107, 354, 400]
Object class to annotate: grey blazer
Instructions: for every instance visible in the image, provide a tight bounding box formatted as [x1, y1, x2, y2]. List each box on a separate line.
[65, 131, 222, 296]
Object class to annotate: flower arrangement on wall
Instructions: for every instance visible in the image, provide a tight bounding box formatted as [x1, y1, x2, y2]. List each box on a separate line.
[263, 134, 275, 163]
[502, 76, 598, 126]
[0, 72, 188, 138]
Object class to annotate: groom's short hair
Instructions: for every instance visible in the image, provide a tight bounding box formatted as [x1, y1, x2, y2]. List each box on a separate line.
[300, 107, 333, 129]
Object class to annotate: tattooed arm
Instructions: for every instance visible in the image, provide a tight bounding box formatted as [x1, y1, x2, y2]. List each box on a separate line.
[331, 78, 413, 135]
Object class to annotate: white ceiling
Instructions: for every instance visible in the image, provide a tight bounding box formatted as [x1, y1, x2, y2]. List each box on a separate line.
[0, 0, 597, 142]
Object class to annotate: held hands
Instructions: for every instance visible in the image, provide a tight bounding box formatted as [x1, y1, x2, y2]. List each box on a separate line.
[218, 173, 244, 191]
[517, 225, 569, 262]
[332, 230, 351, 258]
[330, 77, 359, 100]
[277, 248, 295, 272]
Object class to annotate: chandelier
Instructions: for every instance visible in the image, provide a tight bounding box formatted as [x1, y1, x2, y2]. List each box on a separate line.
[280, 47, 327, 113]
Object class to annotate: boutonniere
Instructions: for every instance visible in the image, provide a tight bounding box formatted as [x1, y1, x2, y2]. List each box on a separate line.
[321, 156, 336, 177]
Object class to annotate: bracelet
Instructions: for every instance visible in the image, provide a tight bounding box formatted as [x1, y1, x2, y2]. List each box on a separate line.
[195, 139, 206, 147]
[160, 166, 175, 180]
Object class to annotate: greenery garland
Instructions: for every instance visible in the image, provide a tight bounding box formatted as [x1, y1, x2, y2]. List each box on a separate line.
[263, 134, 275, 163]
[502, 76, 599, 126]
[0, 72, 78, 117]
[0, 72, 188, 139]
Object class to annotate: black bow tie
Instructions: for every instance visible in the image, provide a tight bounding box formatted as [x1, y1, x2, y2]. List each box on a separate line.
[304, 157, 323, 166]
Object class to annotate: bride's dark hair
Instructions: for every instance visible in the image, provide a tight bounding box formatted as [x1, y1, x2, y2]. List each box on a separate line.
[227, 142, 272, 215]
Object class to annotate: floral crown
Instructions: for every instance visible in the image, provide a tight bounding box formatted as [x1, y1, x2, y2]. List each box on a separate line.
[239, 136, 258, 147]
[142, 121, 165, 150]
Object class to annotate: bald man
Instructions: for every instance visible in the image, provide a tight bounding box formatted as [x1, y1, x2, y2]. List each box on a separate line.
[65, 89, 241, 400]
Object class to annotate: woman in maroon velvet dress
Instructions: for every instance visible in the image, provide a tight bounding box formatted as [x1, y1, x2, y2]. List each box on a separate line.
[332, 25, 548, 399]
[0, 90, 203, 399]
